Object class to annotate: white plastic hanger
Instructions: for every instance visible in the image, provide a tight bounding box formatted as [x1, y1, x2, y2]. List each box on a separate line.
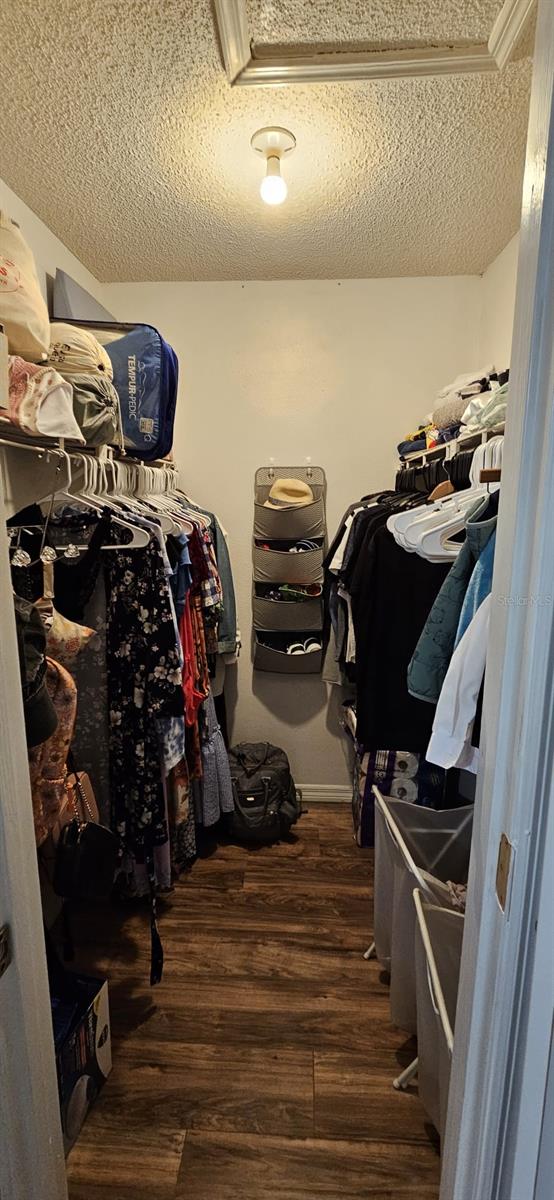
[173, 483, 212, 529]
[390, 440, 488, 543]
[416, 439, 502, 562]
[54, 451, 150, 549]
[388, 439, 502, 560]
[96, 456, 170, 534]
[133, 462, 185, 534]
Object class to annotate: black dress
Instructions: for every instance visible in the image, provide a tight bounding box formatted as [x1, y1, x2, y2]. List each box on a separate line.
[351, 523, 450, 751]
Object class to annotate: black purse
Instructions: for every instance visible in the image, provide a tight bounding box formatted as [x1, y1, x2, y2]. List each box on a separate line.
[53, 771, 119, 902]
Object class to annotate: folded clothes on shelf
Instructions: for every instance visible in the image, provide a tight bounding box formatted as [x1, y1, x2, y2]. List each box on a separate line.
[426, 421, 462, 448]
[460, 382, 509, 431]
[397, 435, 428, 458]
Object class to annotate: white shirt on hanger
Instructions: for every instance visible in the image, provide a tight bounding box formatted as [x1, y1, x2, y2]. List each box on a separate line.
[426, 593, 491, 774]
[329, 513, 354, 573]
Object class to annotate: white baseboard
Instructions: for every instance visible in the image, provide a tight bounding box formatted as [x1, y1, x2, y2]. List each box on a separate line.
[298, 784, 352, 804]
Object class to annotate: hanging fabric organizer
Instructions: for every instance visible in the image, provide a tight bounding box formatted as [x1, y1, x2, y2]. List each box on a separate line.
[252, 465, 326, 674]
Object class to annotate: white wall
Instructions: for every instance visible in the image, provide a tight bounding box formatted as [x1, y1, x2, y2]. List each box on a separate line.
[478, 233, 519, 368]
[106, 275, 483, 786]
[0, 177, 108, 309]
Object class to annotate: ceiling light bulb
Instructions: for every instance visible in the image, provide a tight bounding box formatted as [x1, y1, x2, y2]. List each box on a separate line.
[260, 156, 287, 206]
[251, 128, 295, 206]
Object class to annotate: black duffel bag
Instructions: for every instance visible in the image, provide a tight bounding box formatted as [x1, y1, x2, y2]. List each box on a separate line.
[228, 742, 302, 844]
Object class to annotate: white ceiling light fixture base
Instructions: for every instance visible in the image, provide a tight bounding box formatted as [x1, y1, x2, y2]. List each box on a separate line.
[214, 0, 536, 86]
[251, 126, 296, 206]
[251, 127, 296, 159]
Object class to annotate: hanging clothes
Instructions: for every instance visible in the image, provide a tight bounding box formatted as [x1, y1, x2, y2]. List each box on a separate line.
[455, 530, 496, 646]
[166, 758, 196, 869]
[426, 594, 491, 773]
[197, 692, 235, 827]
[323, 488, 450, 749]
[407, 491, 499, 704]
[9, 460, 238, 980]
[175, 498, 238, 656]
[104, 530, 183, 868]
[351, 522, 450, 750]
[325, 484, 457, 846]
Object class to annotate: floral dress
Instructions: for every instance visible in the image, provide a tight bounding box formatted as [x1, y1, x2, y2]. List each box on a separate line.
[104, 533, 184, 982]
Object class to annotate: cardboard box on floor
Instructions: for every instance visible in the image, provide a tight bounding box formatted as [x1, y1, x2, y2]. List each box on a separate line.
[53, 974, 112, 1153]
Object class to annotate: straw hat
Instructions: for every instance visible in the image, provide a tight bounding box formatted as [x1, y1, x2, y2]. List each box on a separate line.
[264, 478, 314, 509]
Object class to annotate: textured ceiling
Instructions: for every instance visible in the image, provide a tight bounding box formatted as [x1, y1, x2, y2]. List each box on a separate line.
[0, 1, 532, 282]
[248, 0, 503, 54]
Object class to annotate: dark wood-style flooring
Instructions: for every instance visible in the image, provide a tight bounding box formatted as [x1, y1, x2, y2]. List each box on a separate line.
[67, 804, 440, 1199]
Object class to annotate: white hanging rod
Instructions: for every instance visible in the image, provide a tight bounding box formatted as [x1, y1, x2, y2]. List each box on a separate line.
[0, 431, 178, 518]
[0, 428, 176, 471]
[0, 421, 171, 457]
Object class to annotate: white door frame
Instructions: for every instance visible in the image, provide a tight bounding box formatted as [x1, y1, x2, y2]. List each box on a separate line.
[0, 454, 68, 1198]
[441, 0, 554, 1196]
[0, 7, 552, 1197]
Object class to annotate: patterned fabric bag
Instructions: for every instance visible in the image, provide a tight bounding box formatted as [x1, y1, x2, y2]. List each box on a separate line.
[0, 212, 50, 360]
[69, 372, 123, 447]
[4, 355, 84, 440]
[48, 322, 112, 378]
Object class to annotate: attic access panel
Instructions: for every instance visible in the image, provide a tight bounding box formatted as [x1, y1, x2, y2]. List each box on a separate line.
[215, 0, 536, 84]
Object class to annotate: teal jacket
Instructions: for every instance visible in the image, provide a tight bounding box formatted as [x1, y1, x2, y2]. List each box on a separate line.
[407, 493, 498, 704]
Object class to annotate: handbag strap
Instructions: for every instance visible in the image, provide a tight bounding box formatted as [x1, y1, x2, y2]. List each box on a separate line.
[72, 772, 95, 823]
[66, 749, 95, 823]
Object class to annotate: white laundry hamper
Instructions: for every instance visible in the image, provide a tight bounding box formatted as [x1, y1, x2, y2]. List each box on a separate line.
[413, 888, 465, 1139]
[372, 787, 472, 1035]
